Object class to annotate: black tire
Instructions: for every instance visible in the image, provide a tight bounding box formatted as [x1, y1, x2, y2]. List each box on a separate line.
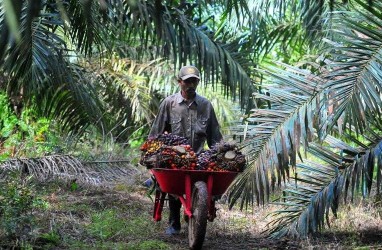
[188, 181, 208, 250]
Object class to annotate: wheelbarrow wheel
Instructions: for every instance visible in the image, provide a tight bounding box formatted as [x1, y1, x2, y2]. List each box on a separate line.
[188, 181, 208, 250]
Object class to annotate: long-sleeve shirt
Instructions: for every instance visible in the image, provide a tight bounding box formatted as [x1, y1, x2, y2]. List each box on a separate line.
[149, 92, 223, 154]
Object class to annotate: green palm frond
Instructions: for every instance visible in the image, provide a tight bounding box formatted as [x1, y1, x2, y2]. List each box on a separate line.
[322, 0, 382, 137]
[36, 64, 104, 133]
[85, 57, 176, 141]
[246, 0, 323, 32]
[113, 0, 254, 108]
[0, 1, 107, 133]
[227, 64, 323, 209]
[0, 0, 22, 59]
[65, 0, 108, 56]
[267, 134, 382, 238]
[228, 1, 382, 235]
[267, 160, 342, 238]
[197, 83, 241, 133]
[219, 0, 251, 20]
[0, 0, 108, 63]
[216, 7, 316, 70]
[250, 15, 309, 63]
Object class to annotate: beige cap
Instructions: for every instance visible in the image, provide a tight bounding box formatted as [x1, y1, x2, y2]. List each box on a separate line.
[178, 65, 200, 80]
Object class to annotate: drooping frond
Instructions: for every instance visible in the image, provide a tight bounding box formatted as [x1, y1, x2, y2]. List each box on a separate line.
[0, 0, 107, 60]
[249, 13, 310, 63]
[111, 0, 254, 108]
[248, 0, 342, 40]
[219, 0, 251, 20]
[216, 8, 309, 67]
[267, 134, 382, 238]
[266, 161, 340, 238]
[227, 0, 382, 237]
[322, 0, 382, 137]
[0, 155, 139, 187]
[85, 57, 175, 141]
[65, 0, 108, 56]
[227, 64, 323, 209]
[0, 1, 106, 133]
[36, 64, 105, 133]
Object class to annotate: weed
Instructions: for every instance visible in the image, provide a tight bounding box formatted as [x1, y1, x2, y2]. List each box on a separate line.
[0, 173, 48, 245]
[88, 209, 126, 240]
[87, 208, 157, 241]
[127, 239, 170, 250]
[37, 230, 61, 245]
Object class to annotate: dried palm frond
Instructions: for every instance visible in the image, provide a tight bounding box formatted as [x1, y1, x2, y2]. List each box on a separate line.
[0, 155, 139, 187]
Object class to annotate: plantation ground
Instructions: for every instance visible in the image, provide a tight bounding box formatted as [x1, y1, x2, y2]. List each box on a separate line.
[2, 169, 382, 249]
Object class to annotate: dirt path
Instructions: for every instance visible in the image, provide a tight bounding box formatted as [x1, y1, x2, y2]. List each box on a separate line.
[121, 183, 382, 249]
[130, 187, 302, 250]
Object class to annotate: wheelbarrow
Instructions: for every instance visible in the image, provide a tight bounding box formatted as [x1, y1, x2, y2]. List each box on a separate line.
[151, 168, 238, 250]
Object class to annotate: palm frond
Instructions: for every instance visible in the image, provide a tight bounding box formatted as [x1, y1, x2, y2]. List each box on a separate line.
[85, 57, 176, 141]
[219, 0, 251, 20]
[0, 0, 22, 59]
[250, 0, 352, 34]
[36, 64, 105, 133]
[267, 134, 382, 238]
[322, 0, 382, 137]
[0, 154, 139, 187]
[250, 14, 309, 63]
[227, 64, 323, 209]
[0, 1, 106, 133]
[112, 0, 254, 108]
[65, 0, 108, 56]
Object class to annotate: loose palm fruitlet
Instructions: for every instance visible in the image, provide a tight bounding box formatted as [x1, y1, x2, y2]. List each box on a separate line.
[140, 133, 197, 169]
[197, 142, 246, 172]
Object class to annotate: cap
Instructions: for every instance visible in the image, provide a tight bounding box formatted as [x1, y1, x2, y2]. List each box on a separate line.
[178, 65, 200, 80]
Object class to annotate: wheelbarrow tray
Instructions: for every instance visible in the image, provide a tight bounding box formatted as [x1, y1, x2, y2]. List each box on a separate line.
[151, 168, 238, 196]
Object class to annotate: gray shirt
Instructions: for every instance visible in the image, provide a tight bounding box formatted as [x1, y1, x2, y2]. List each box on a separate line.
[149, 92, 223, 154]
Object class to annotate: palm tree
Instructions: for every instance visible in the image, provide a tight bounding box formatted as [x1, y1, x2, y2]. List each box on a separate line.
[1, 0, 381, 239]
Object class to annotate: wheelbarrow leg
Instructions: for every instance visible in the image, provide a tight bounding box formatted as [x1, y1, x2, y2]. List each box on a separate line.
[207, 174, 217, 222]
[153, 190, 166, 221]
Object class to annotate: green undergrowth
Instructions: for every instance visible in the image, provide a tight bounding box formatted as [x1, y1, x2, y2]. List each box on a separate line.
[69, 240, 169, 250]
[0, 177, 171, 249]
[87, 209, 153, 240]
[1, 175, 382, 249]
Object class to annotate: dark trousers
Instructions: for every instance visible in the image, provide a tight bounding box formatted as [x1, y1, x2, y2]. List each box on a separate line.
[168, 195, 181, 230]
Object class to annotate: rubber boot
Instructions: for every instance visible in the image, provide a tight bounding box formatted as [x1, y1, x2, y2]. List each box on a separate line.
[167, 195, 181, 234]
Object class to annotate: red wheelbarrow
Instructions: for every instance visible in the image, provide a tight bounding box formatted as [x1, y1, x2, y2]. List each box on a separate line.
[151, 168, 238, 250]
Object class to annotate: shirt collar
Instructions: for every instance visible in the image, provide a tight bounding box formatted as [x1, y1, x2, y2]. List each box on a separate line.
[175, 92, 200, 105]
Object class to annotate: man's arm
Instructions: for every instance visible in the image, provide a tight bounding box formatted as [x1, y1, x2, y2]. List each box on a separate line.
[148, 99, 170, 138]
[206, 104, 223, 147]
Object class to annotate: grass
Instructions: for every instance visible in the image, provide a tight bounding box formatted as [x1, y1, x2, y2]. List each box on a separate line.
[33, 183, 172, 249]
[1, 178, 382, 249]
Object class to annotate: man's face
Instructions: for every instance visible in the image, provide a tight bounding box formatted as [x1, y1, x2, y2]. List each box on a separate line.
[178, 77, 199, 99]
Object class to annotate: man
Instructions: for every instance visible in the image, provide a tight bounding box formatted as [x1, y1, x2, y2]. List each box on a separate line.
[148, 65, 223, 235]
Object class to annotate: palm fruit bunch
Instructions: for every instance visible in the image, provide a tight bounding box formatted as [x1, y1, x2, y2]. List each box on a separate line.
[140, 133, 197, 169]
[160, 144, 197, 170]
[197, 142, 246, 172]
